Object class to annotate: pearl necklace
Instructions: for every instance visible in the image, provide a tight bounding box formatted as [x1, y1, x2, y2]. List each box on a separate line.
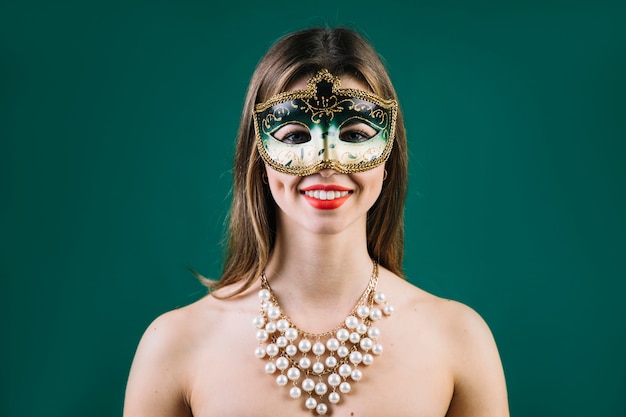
[253, 261, 394, 415]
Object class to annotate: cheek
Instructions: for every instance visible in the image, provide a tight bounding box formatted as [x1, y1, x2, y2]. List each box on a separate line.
[267, 171, 300, 199]
[372, 178, 385, 199]
[363, 173, 386, 205]
[357, 167, 385, 192]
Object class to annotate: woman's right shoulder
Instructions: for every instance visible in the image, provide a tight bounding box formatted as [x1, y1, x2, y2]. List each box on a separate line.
[139, 294, 227, 344]
[124, 296, 227, 417]
[124, 285, 259, 416]
[127, 295, 231, 379]
[134, 299, 207, 359]
[137, 286, 258, 350]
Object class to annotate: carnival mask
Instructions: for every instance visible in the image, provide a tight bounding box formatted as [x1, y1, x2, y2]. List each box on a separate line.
[253, 69, 398, 176]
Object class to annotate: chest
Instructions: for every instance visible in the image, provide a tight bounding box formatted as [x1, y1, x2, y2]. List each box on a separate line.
[186, 322, 454, 417]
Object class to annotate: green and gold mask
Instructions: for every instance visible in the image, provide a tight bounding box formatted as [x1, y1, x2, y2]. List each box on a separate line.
[253, 69, 398, 176]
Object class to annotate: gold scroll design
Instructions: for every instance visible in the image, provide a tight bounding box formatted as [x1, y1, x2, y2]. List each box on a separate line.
[260, 97, 390, 137]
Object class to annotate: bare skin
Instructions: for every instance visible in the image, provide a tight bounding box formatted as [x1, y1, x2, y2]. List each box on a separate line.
[123, 77, 509, 417]
[124, 268, 508, 417]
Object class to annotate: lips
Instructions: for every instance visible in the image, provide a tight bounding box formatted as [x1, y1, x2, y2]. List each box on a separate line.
[300, 184, 352, 210]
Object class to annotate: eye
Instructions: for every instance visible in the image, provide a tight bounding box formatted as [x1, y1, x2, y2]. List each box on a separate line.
[339, 122, 378, 143]
[272, 124, 311, 145]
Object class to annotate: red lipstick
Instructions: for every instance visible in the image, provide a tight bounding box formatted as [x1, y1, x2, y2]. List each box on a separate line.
[301, 184, 352, 210]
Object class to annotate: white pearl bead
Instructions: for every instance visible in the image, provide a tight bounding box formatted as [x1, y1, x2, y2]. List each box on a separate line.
[287, 367, 301, 380]
[302, 378, 315, 392]
[384, 304, 395, 315]
[276, 319, 289, 332]
[285, 328, 298, 341]
[276, 374, 288, 386]
[327, 373, 341, 387]
[262, 301, 272, 311]
[256, 329, 269, 342]
[362, 353, 374, 365]
[266, 343, 279, 357]
[316, 403, 328, 415]
[356, 323, 368, 335]
[286, 344, 298, 356]
[258, 289, 270, 301]
[351, 369, 363, 381]
[368, 327, 380, 339]
[299, 357, 311, 368]
[265, 362, 276, 374]
[252, 315, 265, 328]
[349, 332, 361, 344]
[298, 339, 312, 352]
[289, 386, 301, 398]
[254, 347, 266, 358]
[312, 342, 326, 355]
[338, 364, 352, 377]
[276, 356, 289, 370]
[349, 351, 363, 365]
[372, 343, 384, 355]
[315, 382, 328, 396]
[370, 308, 383, 320]
[345, 315, 359, 329]
[326, 338, 339, 351]
[305, 397, 317, 410]
[337, 346, 349, 358]
[325, 356, 337, 368]
[339, 381, 351, 393]
[267, 306, 281, 320]
[276, 336, 288, 347]
[360, 337, 373, 351]
[357, 305, 370, 318]
[312, 362, 325, 374]
[265, 322, 277, 333]
[328, 392, 341, 404]
[374, 292, 386, 304]
[336, 329, 349, 342]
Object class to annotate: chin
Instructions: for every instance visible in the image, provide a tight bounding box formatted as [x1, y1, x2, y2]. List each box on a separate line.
[299, 216, 364, 236]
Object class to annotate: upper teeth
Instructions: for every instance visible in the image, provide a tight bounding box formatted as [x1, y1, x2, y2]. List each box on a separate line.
[304, 190, 349, 200]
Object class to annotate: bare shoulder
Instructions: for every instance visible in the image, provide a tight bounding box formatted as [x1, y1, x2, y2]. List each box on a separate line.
[134, 298, 208, 356]
[131, 287, 255, 360]
[380, 269, 510, 417]
[124, 289, 256, 417]
[381, 268, 498, 347]
[123, 298, 204, 417]
[422, 291, 496, 348]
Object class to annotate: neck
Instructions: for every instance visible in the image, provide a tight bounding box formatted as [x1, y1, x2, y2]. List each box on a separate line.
[263, 223, 375, 332]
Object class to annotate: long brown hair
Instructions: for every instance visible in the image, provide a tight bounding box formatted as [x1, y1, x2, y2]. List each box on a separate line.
[205, 26, 408, 297]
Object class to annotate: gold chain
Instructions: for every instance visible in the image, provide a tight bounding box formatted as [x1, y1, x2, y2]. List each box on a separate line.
[259, 260, 379, 339]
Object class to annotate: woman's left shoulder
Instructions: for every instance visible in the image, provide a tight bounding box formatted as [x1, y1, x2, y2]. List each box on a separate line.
[381, 270, 510, 415]
[380, 268, 500, 354]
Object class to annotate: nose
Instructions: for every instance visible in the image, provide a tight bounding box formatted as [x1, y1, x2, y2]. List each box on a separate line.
[318, 169, 337, 178]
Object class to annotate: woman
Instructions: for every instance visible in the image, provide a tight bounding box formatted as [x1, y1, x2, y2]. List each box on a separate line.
[123, 27, 509, 416]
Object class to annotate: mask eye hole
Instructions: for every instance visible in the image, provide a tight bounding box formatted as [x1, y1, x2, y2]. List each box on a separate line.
[339, 122, 379, 143]
[272, 123, 311, 145]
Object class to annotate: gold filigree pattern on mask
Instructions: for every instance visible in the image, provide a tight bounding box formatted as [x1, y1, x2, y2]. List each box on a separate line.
[253, 69, 398, 176]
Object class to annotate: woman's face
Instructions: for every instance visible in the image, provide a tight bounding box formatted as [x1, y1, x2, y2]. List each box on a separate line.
[265, 75, 386, 236]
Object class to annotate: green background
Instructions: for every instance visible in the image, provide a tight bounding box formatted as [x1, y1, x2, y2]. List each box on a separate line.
[1, 0, 625, 416]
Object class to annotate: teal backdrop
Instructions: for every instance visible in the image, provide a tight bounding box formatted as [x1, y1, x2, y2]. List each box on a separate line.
[1, 1, 625, 416]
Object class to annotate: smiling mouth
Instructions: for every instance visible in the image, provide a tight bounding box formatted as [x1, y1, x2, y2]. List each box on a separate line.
[300, 185, 353, 209]
[303, 190, 350, 200]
